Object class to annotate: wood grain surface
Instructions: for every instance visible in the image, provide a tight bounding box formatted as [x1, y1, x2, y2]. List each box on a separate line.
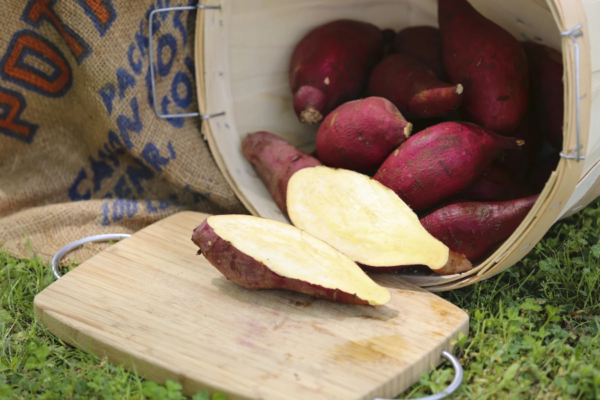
[34, 211, 468, 400]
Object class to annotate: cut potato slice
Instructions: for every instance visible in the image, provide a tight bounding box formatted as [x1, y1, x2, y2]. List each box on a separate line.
[287, 166, 459, 272]
[192, 215, 391, 306]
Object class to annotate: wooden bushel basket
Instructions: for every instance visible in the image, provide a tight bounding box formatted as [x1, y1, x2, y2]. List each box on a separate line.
[190, 0, 600, 291]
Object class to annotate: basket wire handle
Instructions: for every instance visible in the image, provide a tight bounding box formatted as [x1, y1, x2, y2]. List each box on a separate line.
[559, 24, 585, 162]
[149, 3, 225, 120]
[375, 350, 464, 400]
[51, 234, 131, 279]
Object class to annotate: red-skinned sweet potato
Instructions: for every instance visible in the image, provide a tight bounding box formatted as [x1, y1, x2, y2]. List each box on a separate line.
[374, 122, 524, 212]
[242, 131, 321, 216]
[420, 195, 538, 261]
[497, 113, 543, 179]
[522, 42, 564, 150]
[439, 0, 529, 134]
[392, 26, 444, 79]
[460, 162, 517, 201]
[368, 54, 464, 118]
[315, 97, 412, 173]
[289, 20, 384, 124]
[528, 152, 560, 193]
[192, 215, 391, 306]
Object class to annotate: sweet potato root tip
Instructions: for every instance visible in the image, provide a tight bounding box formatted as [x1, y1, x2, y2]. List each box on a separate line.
[404, 123, 413, 137]
[455, 84, 463, 94]
[300, 108, 323, 124]
[516, 140, 525, 146]
[435, 251, 473, 275]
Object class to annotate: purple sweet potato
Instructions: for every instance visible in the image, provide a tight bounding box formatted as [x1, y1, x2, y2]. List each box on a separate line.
[461, 162, 517, 201]
[522, 42, 564, 150]
[420, 195, 538, 261]
[192, 215, 391, 306]
[496, 113, 543, 179]
[289, 20, 384, 124]
[374, 122, 524, 212]
[392, 26, 444, 79]
[368, 54, 464, 118]
[315, 97, 412, 173]
[242, 131, 322, 216]
[439, 0, 529, 134]
[528, 152, 561, 193]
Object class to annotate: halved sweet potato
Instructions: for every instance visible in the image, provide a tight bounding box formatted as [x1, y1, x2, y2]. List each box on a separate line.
[287, 166, 472, 275]
[192, 215, 391, 306]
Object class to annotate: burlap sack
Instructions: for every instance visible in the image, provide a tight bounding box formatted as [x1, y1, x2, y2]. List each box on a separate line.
[0, 0, 247, 263]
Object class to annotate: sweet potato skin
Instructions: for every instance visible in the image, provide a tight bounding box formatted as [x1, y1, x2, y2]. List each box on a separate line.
[192, 219, 369, 305]
[368, 54, 464, 118]
[374, 122, 523, 212]
[242, 132, 322, 216]
[522, 42, 564, 150]
[497, 113, 543, 179]
[316, 97, 412, 173]
[420, 195, 538, 261]
[361, 251, 472, 275]
[290, 20, 384, 124]
[392, 26, 444, 79]
[439, 0, 529, 134]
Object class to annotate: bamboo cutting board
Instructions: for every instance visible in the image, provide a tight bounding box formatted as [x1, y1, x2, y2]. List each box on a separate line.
[34, 212, 469, 400]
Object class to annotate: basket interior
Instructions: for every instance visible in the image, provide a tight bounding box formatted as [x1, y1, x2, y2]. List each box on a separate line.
[203, 0, 567, 286]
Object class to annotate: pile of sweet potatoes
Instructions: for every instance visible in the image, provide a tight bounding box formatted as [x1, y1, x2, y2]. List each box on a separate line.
[232, 0, 565, 287]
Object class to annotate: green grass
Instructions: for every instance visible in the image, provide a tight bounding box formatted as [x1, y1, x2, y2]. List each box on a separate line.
[3, 200, 600, 399]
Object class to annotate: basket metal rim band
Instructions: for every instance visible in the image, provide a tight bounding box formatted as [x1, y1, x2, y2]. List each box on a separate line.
[559, 23, 585, 162]
[51, 234, 131, 280]
[375, 350, 463, 400]
[148, 4, 225, 120]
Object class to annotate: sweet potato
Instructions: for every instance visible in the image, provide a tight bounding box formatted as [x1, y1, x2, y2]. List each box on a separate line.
[439, 0, 529, 133]
[522, 42, 564, 150]
[461, 162, 517, 201]
[420, 195, 538, 261]
[528, 152, 560, 193]
[381, 28, 396, 46]
[192, 215, 391, 306]
[392, 26, 444, 79]
[497, 113, 543, 179]
[367, 54, 464, 118]
[375, 122, 524, 212]
[315, 97, 412, 173]
[287, 166, 472, 275]
[289, 20, 384, 124]
[242, 131, 321, 216]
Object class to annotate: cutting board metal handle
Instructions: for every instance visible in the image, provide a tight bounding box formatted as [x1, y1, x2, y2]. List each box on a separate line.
[375, 350, 463, 400]
[51, 234, 131, 279]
